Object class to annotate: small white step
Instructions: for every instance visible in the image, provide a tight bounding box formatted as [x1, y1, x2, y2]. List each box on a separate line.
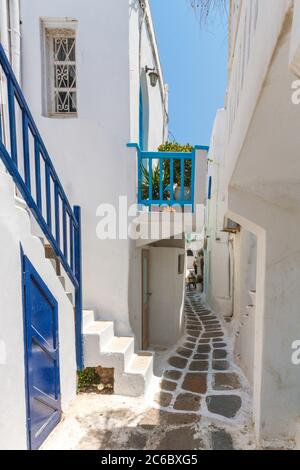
[100, 336, 135, 372]
[83, 320, 115, 366]
[128, 353, 154, 389]
[83, 310, 94, 328]
[82, 316, 154, 397]
[58, 276, 66, 289]
[127, 353, 153, 375]
[115, 353, 154, 397]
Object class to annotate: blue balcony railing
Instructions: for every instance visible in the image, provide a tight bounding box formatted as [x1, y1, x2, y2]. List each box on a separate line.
[128, 143, 196, 211]
[0, 43, 83, 369]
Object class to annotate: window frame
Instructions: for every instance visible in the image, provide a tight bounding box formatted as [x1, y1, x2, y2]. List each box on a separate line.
[41, 18, 78, 119]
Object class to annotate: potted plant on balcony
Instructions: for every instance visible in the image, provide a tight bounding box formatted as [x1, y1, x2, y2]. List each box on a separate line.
[158, 142, 193, 202]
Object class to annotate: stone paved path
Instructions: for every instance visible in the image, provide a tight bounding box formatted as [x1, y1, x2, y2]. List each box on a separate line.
[43, 293, 255, 450]
[154, 292, 245, 422]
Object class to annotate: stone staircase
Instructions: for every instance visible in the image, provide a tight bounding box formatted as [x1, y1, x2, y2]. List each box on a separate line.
[83, 310, 154, 397]
[42, 234, 155, 398]
[3, 172, 154, 399]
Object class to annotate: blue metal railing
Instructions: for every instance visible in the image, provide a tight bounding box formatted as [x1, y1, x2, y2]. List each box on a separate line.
[128, 143, 196, 211]
[0, 43, 83, 369]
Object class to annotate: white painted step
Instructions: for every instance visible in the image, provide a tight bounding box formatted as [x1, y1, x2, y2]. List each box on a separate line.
[100, 336, 135, 373]
[115, 353, 154, 397]
[83, 310, 95, 328]
[127, 353, 153, 385]
[83, 321, 115, 365]
[83, 316, 154, 397]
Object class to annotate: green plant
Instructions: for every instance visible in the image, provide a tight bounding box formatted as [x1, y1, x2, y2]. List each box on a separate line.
[141, 163, 169, 200]
[141, 142, 194, 201]
[159, 142, 193, 189]
[158, 142, 194, 153]
[77, 368, 100, 393]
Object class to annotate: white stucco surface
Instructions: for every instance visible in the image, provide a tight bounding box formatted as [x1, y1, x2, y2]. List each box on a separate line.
[19, 0, 167, 337]
[0, 170, 77, 450]
[205, 0, 300, 444]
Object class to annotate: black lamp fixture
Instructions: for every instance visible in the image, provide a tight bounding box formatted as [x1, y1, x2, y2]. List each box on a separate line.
[145, 66, 159, 87]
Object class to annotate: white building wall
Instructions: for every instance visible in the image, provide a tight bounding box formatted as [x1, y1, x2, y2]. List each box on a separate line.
[0, 3, 77, 450]
[19, 0, 167, 336]
[205, 109, 233, 317]
[206, 0, 300, 443]
[0, 170, 77, 450]
[232, 229, 257, 386]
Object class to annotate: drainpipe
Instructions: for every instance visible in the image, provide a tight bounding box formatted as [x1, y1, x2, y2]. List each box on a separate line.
[9, 0, 21, 82]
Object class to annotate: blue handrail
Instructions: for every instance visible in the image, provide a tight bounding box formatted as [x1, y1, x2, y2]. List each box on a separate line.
[0, 43, 83, 370]
[128, 143, 196, 211]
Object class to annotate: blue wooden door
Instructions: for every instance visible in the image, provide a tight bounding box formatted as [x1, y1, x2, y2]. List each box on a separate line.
[23, 256, 61, 450]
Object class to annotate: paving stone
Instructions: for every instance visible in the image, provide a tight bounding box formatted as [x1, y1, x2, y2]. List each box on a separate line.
[126, 431, 148, 450]
[182, 373, 207, 394]
[212, 360, 229, 371]
[168, 356, 188, 369]
[202, 332, 224, 339]
[176, 347, 193, 359]
[205, 326, 222, 332]
[189, 360, 209, 371]
[211, 429, 234, 450]
[186, 330, 201, 338]
[155, 427, 204, 450]
[160, 380, 177, 392]
[164, 370, 182, 381]
[186, 325, 202, 331]
[213, 373, 241, 391]
[213, 349, 227, 360]
[193, 353, 209, 360]
[197, 344, 211, 353]
[183, 342, 196, 350]
[206, 395, 242, 418]
[155, 392, 173, 408]
[139, 409, 198, 429]
[213, 337, 224, 343]
[213, 342, 227, 349]
[174, 393, 202, 412]
[163, 413, 199, 427]
[186, 336, 197, 343]
[199, 339, 210, 344]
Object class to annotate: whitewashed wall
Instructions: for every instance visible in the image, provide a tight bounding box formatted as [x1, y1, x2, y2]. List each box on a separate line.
[0, 170, 77, 450]
[19, 0, 167, 336]
[205, 109, 233, 317]
[232, 229, 257, 386]
[206, 0, 300, 443]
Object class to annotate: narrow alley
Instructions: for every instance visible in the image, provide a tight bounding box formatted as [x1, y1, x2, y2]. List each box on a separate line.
[42, 293, 254, 451]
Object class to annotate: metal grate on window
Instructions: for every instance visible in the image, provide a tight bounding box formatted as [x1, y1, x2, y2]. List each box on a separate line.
[46, 29, 77, 116]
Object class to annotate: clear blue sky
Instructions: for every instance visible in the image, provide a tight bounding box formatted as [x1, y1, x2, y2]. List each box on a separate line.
[150, 0, 228, 146]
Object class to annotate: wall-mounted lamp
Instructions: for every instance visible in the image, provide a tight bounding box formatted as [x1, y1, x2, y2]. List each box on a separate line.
[145, 66, 159, 87]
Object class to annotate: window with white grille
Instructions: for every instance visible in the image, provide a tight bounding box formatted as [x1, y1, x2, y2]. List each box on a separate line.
[44, 25, 78, 117]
